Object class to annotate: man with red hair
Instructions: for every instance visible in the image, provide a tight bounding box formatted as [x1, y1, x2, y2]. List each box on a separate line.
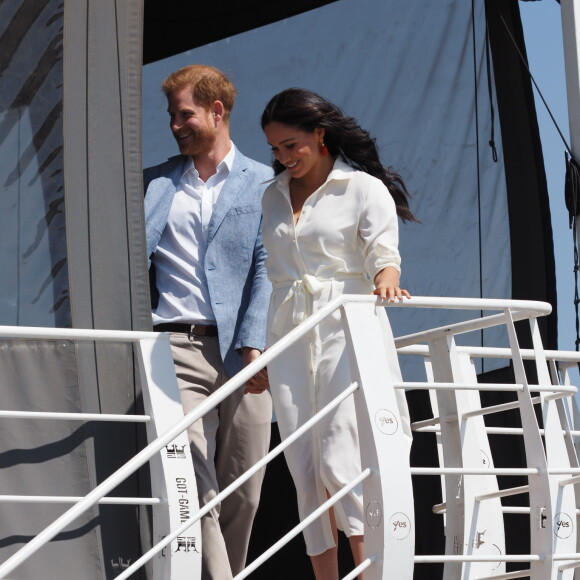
[144, 64, 272, 579]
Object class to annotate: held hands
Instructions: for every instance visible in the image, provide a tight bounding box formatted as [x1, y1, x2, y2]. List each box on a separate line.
[373, 266, 411, 303]
[242, 347, 269, 395]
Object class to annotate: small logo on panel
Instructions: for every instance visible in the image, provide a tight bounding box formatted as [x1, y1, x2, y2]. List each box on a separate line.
[175, 477, 191, 523]
[389, 512, 411, 540]
[471, 531, 502, 570]
[174, 536, 200, 553]
[480, 449, 491, 468]
[166, 444, 187, 459]
[366, 501, 382, 528]
[111, 557, 132, 571]
[474, 529, 487, 549]
[554, 513, 574, 539]
[375, 409, 398, 435]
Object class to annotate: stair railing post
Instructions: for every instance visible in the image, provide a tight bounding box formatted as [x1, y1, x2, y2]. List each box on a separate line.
[504, 309, 553, 579]
[341, 300, 415, 579]
[529, 318, 578, 578]
[135, 335, 202, 580]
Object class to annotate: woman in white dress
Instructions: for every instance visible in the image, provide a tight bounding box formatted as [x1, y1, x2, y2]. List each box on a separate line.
[255, 88, 416, 579]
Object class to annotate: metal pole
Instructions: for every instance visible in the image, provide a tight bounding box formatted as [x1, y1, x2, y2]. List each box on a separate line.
[561, 0, 580, 257]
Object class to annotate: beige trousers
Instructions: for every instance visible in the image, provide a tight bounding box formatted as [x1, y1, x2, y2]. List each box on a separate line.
[169, 333, 272, 579]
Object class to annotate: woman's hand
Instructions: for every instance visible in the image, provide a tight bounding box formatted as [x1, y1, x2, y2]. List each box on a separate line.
[242, 347, 269, 394]
[372, 266, 411, 303]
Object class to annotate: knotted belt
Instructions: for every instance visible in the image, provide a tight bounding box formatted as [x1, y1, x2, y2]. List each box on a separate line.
[270, 273, 364, 337]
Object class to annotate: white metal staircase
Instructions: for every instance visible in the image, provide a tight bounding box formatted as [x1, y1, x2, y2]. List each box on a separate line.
[0, 296, 578, 579]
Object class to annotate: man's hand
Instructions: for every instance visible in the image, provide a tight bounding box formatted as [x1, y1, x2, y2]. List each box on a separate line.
[242, 347, 269, 394]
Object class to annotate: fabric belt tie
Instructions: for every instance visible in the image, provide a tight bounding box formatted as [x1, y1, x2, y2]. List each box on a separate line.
[271, 273, 363, 337]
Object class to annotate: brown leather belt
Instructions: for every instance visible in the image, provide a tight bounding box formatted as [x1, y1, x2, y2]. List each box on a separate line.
[153, 323, 218, 337]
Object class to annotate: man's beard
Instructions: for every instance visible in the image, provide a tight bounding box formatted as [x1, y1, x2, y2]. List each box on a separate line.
[177, 122, 216, 157]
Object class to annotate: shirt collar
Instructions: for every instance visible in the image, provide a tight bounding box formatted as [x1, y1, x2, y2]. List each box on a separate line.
[182, 142, 236, 182]
[267, 155, 354, 189]
[327, 157, 355, 180]
[218, 141, 236, 173]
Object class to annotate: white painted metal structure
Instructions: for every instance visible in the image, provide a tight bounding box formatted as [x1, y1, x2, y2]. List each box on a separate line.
[561, 0, 580, 161]
[396, 302, 580, 579]
[561, 0, 580, 251]
[0, 296, 579, 579]
[0, 329, 202, 580]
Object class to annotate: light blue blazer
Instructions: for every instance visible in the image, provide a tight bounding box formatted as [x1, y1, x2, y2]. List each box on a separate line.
[144, 148, 273, 376]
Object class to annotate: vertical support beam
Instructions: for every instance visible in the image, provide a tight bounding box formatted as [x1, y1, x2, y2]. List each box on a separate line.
[486, 0, 558, 349]
[560, 0, 580, 255]
[62, 1, 150, 573]
[428, 336, 505, 579]
[342, 302, 414, 580]
[428, 337, 464, 580]
[530, 319, 577, 578]
[135, 335, 201, 580]
[64, 0, 150, 333]
[456, 351, 506, 579]
[561, 0, 580, 162]
[424, 360, 448, 534]
[505, 309, 553, 579]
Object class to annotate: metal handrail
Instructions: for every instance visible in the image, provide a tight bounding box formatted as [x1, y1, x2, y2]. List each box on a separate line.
[399, 343, 580, 362]
[0, 295, 567, 578]
[0, 295, 359, 577]
[115, 382, 360, 580]
[0, 410, 150, 421]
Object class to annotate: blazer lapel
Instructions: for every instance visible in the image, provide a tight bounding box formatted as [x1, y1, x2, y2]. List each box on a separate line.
[145, 156, 189, 257]
[164, 155, 188, 193]
[144, 156, 186, 211]
[207, 149, 249, 245]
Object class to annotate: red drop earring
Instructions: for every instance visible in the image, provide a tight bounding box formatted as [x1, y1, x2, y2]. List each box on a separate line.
[320, 142, 329, 156]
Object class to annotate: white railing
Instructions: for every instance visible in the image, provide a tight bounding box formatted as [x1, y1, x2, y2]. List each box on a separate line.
[0, 327, 202, 579]
[0, 296, 578, 579]
[393, 299, 580, 580]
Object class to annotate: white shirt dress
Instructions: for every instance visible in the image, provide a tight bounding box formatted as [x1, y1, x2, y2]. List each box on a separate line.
[262, 157, 411, 556]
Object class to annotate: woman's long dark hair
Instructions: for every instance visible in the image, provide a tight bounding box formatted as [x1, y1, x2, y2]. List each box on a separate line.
[261, 88, 417, 222]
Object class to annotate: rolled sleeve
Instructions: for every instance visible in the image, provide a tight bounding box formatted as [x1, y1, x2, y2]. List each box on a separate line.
[359, 178, 402, 279]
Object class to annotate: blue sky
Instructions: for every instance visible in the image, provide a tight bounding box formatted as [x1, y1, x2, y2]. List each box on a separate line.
[520, 0, 576, 353]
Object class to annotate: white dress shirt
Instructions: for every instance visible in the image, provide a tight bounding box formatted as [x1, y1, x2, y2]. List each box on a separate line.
[152, 144, 236, 325]
[262, 156, 401, 301]
[263, 156, 402, 337]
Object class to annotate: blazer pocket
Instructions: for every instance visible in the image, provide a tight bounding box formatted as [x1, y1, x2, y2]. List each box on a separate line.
[220, 206, 261, 263]
[225, 204, 261, 216]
